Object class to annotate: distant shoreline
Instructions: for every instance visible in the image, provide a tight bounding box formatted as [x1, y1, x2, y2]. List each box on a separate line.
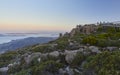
[0, 33, 59, 44]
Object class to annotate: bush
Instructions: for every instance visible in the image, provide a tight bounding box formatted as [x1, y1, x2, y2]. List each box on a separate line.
[97, 39, 108, 47]
[32, 60, 64, 75]
[14, 69, 31, 75]
[8, 64, 22, 74]
[30, 45, 55, 53]
[0, 51, 17, 67]
[82, 36, 97, 45]
[84, 51, 120, 75]
[71, 52, 85, 66]
[55, 37, 69, 50]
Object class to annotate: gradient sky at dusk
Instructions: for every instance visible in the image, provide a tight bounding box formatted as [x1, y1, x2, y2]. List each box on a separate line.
[0, 0, 120, 32]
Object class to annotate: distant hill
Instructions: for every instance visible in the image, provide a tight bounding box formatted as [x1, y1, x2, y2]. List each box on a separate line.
[0, 37, 57, 53]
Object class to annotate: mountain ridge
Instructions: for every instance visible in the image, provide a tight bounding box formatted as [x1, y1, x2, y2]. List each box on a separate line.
[0, 37, 57, 53]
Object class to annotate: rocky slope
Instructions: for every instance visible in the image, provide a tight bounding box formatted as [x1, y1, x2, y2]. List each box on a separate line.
[0, 23, 120, 75]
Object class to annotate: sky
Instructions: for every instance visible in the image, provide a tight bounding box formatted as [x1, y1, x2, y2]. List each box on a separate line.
[0, 0, 120, 33]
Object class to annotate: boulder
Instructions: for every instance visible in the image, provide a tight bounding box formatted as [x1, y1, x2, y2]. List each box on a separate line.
[49, 51, 60, 57]
[59, 68, 66, 75]
[65, 66, 74, 75]
[89, 46, 101, 53]
[64, 50, 80, 64]
[0, 67, 8, 72]
[24, 52, 41, 64]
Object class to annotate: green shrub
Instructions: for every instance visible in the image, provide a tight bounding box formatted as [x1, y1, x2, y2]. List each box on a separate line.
[0, 51, 17, 67]
[14, 69, 31, 75]
[32, 60, 64, 75]
[97, 39, 108, 47]
[82, 36, 97, 45]
[30, 45, 55, 53]
[84, 51, 120, 75]
[71, 52, 85, 66]
[8, 64, 22, 74]
[55, 37, 69, 50]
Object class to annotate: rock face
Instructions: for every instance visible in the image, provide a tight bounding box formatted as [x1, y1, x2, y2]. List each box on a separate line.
[70, 24, 98, 36]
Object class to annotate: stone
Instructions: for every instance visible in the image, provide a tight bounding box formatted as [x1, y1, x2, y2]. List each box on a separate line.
[8, 64, 14, 67]
[24, 52, 41, 64]
[65, 66, 74, 75]
[0, 67, 8, 72]
[41, 53, 48, 58]
[106, 47, 118, 51]
[64, 50, 80, 64]
[59, 68, 66, 75]
[89, 46, 101, 53]
[49, 51, 60, 57]
[37, 58, 41, 62]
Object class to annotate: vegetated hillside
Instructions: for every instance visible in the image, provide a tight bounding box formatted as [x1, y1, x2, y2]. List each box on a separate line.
[0, 24, 120, 75]
[0, 37, 57, 53]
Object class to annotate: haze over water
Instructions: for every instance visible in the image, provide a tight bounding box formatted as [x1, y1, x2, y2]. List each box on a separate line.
[0, 33, 58, 44]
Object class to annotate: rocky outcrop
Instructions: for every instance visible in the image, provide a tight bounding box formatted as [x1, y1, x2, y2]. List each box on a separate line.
[70, 24, 98, 36]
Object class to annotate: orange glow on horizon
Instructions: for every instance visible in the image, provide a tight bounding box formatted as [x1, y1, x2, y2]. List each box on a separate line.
[0, 24, 72, 32]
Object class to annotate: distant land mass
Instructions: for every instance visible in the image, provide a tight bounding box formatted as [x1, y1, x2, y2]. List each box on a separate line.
[0, 33, 59, 37]
[0, 37, 57, 53]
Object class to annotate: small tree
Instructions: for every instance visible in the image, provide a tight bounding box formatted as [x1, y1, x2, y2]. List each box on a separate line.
[82, 36, 97, 45]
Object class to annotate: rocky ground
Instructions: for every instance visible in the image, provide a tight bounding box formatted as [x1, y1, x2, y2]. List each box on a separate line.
[0, 24, 120, 75]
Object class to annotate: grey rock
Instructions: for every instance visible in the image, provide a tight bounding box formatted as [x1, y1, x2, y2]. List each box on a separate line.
[106, 47, 118, 51]
[49, 51, 60, 57]
[65, 66, 74, 75]
[24, 52, 41, 64]
[64, 50, 80, 64]
[89, 46, 101, 53]
[0, 67, 8, 72]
